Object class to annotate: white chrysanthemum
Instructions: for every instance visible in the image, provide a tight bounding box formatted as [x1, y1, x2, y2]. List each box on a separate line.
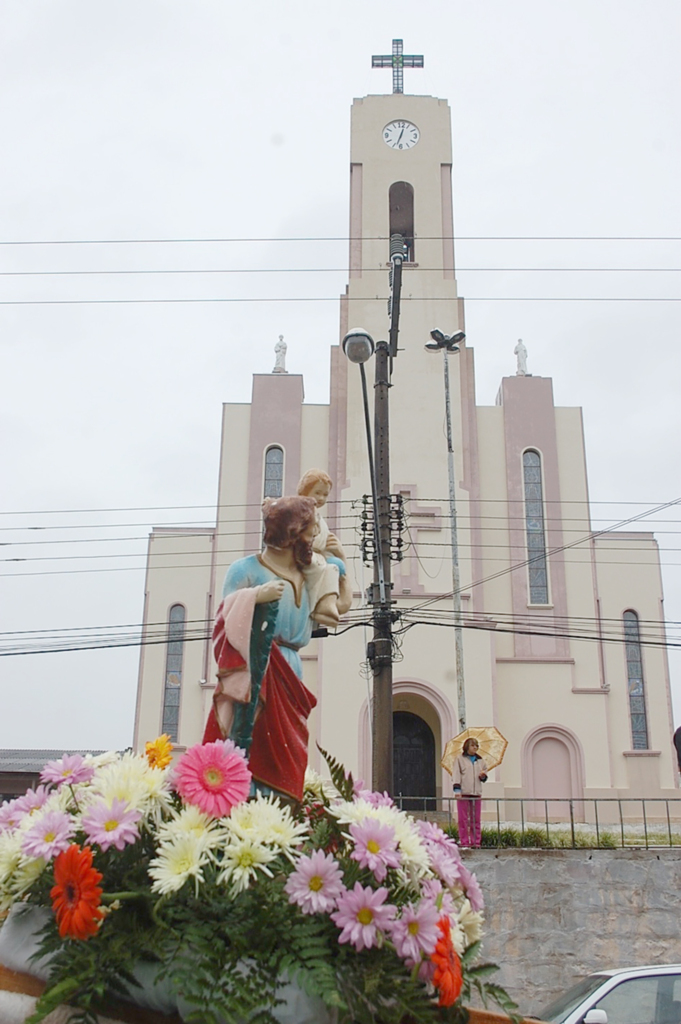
[303, 768, 334, 802]
[0, 831, 23, 884]
[449, 915, 466, 956]
[91, 753, 172, 820]
[226, 793, 307, 859]
[11, 855, 46, 897]
[43, 785, 77, 815]
[218, 837, 277, 894]
[328, 797, 373, 825]
[457, 897, 484, 946]
[84, 750, 120, 770]
[158, 805, 223, 841]
[148, 833, 210, 895]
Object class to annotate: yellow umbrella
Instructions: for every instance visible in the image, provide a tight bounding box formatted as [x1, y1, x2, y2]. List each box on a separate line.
[441, 726, 508, 774]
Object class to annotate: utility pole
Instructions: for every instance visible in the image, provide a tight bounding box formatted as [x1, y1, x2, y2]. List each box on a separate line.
[344, 235, 406, 795]
[442, 346, 466, 732]
[370, 336, 393, 794]
[426, 330, 467, 732]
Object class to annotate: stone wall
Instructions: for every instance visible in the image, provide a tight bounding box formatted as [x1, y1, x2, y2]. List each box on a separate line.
[465, 849, 681, 1016]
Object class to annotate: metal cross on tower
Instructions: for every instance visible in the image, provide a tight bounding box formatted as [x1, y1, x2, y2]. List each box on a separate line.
[371, 39, 424, 94]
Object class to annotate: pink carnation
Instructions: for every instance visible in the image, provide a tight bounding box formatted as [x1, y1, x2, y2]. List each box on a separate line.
[81, 798, 141, 852]
[331, 882, 396, 951]
[173, 739, 251, 818]
[40, 754, 94, 788]
[349, 819, 401, 882]
[284, 849, 345, 914]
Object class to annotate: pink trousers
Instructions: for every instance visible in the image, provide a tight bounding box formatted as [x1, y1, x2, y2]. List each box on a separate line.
[457, 795, 482, 846]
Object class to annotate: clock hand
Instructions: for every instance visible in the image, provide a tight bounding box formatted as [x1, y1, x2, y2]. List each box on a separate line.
[397, 128, 404, 144]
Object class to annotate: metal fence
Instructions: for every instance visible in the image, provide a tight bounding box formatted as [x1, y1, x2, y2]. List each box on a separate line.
[393, 795, 681, 849]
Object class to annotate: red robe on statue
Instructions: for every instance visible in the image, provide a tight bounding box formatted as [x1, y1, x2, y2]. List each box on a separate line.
[203, 592, 317, 802]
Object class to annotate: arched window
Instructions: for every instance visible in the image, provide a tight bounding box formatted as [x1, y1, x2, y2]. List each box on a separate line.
[389, 181, 414, 261]
[523, 450, 549, 604]
[623, 610, 649, 749]
[263, 446, 284, 498]
[161, 604, 185, 742]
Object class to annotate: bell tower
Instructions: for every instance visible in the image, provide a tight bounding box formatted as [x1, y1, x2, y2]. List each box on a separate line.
[330, 56, 470, 597]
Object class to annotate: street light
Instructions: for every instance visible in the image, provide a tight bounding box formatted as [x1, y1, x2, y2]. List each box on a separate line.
[343, 327, 394, 793]
[425, 327, 467, 732]
[342, 327, 375, 364]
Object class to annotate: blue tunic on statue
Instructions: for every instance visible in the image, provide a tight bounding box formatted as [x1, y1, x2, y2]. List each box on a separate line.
[222, 554, 313, 680]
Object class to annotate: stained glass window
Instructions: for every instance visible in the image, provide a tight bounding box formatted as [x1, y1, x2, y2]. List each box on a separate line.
[623, 610, 649, 749]
[161, 604, 186, 742]
[523, 450, 549, 604]
[263, 446, 284, 498]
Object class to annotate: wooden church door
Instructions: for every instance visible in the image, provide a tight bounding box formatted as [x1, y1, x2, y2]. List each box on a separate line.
[393, 711, 436, 810]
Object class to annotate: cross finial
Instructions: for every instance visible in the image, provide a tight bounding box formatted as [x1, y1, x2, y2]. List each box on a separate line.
[371, 39, 424, 94]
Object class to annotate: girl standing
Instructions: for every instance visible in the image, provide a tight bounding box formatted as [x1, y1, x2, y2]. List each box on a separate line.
[452, 738, 488, 847]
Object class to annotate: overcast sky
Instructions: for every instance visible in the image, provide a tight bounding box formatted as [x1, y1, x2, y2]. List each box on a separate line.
[1, 0, 680, 750]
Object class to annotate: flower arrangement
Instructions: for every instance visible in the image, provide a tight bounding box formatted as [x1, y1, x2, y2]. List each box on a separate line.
[0, 739, 516, 1024]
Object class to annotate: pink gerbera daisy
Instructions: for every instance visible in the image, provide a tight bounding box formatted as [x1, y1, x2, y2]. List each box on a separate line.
[284, 849, 345, 914]
[173, 740, 251, 818]
[22, 809, 74, 860]
[40, 754, 95, 788]
[0, 799, 24, 832]
[459, 863, 484, 912]
[331, 882, 396, 951]
[81, 798, 142, 852]
[349, 819, 401, 882]
[427, 843, 464, 888]
[421, 878, 456, 919]
[390, 900, 440, 961]
[14, 785, 50, 817]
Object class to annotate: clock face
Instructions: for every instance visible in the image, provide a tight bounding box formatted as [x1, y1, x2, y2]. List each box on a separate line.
[383, 120, 420, 150]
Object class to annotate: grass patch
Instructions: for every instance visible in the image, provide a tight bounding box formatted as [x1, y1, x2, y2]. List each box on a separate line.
[444, 825, 631, 849]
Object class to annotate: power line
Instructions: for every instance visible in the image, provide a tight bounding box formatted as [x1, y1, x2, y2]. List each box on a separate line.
[408, 496, 681, 614]
[0, 497, 675, 519]
[3, 266, 681, 276]
[2, 235, 681, 245]
[1, 296, 680, 306]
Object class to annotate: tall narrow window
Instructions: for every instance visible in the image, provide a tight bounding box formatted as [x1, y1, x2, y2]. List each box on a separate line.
[263, 446, 284, 498]
[624, 610, 649, 749]
[389, 181, 414, 261]
[161, 604, 185, 742]
[523, 450, 549, 604]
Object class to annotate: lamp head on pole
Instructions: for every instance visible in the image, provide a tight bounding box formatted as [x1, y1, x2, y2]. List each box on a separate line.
[342, 328, 376, 364]
[425, 328, 465, 352]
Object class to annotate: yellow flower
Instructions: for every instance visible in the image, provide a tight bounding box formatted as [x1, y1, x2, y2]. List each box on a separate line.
[145, 735, 173, 770]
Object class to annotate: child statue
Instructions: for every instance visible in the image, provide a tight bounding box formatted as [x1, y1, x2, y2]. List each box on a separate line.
[296, 468, 352, 627]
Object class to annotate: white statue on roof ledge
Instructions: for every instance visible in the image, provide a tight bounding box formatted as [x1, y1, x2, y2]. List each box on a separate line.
[272, 335, 288, 374]
[514, 338, 528, 376]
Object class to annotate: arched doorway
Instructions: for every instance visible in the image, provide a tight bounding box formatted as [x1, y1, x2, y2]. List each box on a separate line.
[523, 725, 585, 821]
[393, 711, 436, 810]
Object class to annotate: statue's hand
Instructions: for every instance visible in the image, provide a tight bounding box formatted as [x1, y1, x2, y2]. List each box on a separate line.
[255, 580, 286, 604]
[325, 533, 345, 561]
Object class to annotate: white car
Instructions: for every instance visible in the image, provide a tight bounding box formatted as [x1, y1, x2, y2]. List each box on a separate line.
[536, 966, 681, 1024]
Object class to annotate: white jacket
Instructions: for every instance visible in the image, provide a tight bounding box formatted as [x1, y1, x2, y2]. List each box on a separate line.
[452, 754, 488, 797]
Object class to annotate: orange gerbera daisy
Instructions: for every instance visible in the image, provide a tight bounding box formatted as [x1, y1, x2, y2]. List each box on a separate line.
[145, 733, 173, 770]
[50, 844, 104, 941]
[431, 916, 463, 1007]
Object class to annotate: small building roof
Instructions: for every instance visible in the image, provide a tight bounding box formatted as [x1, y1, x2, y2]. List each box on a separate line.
[0, 749, 107, 773]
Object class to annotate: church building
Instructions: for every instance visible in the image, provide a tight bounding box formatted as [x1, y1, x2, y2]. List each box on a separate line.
[133, 49, 677, 814]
